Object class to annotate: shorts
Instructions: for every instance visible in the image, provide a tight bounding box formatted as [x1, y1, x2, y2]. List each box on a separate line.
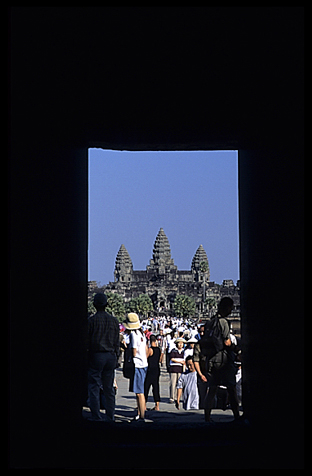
[132, 367, 148, 394]
[208, 362, 237, 388]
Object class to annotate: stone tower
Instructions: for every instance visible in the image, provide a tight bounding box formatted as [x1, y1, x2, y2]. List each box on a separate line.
[114, 244, 133, 283]
[146, 228, 177, 276]
[191, 244, 210, 282]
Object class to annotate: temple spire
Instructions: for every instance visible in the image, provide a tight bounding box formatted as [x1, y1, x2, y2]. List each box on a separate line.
[152, 228, 173, 265]
[191, 244, 210, 281]
[114, 244, 133, 282]
[147, 228, 177, 274]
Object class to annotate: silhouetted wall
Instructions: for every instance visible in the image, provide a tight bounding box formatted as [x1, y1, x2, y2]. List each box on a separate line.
[9, 7, 303, 468]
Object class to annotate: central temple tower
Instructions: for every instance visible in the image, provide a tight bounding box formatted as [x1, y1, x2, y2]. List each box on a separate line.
[146, 228, 177, 277]
[191, 244, 210, 282]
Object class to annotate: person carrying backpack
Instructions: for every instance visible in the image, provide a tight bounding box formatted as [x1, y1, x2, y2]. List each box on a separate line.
[201, 297, 240, 423]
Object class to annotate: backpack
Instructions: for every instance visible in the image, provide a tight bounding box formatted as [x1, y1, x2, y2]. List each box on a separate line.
[200, 316, 224, 360]
[123, 345, 135, 379]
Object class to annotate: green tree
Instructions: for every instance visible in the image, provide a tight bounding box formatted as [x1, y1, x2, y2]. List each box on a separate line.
[174, 294, 196, 318]
[88, 293, 96, 316]
[126, 294, 153, 318]
[106, 292, 125, 322]
[126, 297, 140, 313]
[137, 293, 153, 317]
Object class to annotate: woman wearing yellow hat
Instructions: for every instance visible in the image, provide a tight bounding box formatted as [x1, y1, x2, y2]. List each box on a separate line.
[124, 313, 149, 423]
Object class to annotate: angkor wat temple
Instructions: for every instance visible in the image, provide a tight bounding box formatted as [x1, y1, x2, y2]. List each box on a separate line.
[92, 228, 241, 335]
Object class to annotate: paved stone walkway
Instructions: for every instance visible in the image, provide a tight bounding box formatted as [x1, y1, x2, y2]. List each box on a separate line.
[82, 366, 242, 425]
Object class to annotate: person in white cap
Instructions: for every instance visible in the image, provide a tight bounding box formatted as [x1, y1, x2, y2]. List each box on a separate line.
[168, 337, 186, 403]
[124, 313, 148, 423]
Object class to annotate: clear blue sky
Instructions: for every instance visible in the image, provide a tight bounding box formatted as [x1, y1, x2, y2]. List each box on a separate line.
[88, 149, 239, 286]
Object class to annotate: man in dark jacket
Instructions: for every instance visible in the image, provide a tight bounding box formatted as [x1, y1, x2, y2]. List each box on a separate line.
[87, 293, 120, 421]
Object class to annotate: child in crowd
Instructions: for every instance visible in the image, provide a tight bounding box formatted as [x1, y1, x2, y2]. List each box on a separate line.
[175, 355, 199, 410]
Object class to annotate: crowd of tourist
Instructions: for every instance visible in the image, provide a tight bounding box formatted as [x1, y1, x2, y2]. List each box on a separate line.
[87, 293, 242, 424]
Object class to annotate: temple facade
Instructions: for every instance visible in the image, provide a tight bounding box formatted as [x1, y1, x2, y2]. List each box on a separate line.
[98, 228, 241, 335]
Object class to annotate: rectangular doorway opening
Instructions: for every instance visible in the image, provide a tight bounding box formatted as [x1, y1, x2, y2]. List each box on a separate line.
[86, 148, 241, 425]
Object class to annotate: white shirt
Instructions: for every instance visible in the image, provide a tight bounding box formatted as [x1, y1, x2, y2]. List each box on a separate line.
[184, 347, 194, 361]
[230, 333, 237, 345]
[166, 336, 176, 353]
[131, 330, 148, 368]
